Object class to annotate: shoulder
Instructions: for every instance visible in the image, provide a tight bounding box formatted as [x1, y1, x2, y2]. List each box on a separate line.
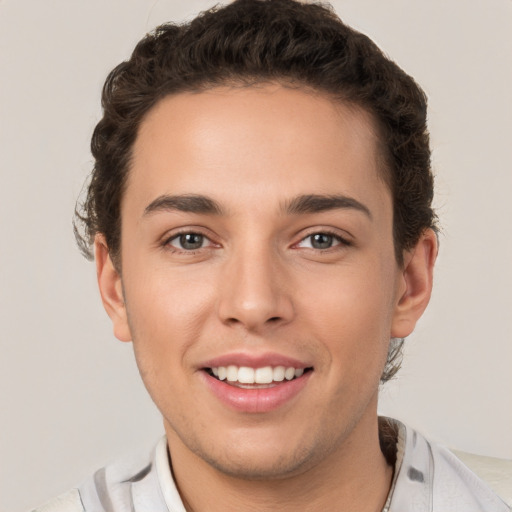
[30, 436, 181, 512]
[30, 488, 84, 512]
[388, 418, 511, 512]
[437, 447, 512, 509]
[450, 449, 512, 507]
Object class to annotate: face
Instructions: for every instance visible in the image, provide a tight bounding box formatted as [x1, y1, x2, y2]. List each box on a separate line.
[97, 84, 433, 480]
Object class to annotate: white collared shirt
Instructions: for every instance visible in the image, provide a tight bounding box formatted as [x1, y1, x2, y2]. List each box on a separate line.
[32, 419, 510, 512]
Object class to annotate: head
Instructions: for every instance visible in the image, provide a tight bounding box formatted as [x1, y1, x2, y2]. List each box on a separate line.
[76, 0, 437, 482]
[75, 0, 437, 383]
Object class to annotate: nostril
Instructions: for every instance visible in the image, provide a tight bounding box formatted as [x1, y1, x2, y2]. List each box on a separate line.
[268, 317, 281, 323]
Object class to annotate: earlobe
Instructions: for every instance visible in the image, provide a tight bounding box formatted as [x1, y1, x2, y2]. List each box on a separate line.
[94, 235, 132, 342]
[391, 229, 438, 338]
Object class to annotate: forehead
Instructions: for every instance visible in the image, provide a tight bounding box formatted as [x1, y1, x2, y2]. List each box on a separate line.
[126, 84, 390, 218]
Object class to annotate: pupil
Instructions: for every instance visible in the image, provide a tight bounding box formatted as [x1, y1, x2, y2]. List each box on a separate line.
[312, 233, 333, 249]
[180, 233, 203, 250]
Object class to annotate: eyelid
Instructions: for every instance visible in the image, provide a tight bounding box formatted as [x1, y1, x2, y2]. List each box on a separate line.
[297, 234, 341, 249]
[293, 228, 353, 249]
[168, 233, 207, 250]
[161, 227, 220, 253]
[159, 226, 352, 253]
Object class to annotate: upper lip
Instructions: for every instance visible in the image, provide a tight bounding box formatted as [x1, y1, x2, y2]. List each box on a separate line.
[200, 352, 312, 370]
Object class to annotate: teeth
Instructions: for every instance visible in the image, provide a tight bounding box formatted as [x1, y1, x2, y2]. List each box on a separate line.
[238, 367, 255, 384]
[273, 366, 285, 382]
[254, 366, 273, 384]
[226, 365, 238, 382]
[284, 367, 295, 380]
[209, 365, 307, 384]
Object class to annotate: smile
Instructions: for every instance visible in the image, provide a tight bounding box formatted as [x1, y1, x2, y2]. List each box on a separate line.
[207, 365, 308, 387]
[201, 364, 313, 413]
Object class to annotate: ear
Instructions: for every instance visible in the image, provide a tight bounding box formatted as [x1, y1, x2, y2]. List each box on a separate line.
[391, 229, 438, 338]
[94, 235, 132, 342]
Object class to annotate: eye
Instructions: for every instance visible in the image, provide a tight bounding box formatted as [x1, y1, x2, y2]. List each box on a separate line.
[168, 232, 209, 251]
[297, 232, 345, 250]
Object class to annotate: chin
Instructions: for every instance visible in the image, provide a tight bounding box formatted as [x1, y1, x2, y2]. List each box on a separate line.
[171, 419, 338, 482]
[198, 442, 319, 481]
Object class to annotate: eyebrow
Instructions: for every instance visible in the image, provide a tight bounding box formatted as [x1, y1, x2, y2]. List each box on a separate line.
[284, 194, 372, 219]
[143, 194, 224, 216]
[142, 193, 371, 219]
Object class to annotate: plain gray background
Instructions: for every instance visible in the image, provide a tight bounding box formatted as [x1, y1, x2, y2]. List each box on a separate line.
[1, 1, 511, 510]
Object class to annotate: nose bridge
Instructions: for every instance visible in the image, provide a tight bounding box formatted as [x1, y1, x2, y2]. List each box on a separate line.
[217, 237, 293, 330]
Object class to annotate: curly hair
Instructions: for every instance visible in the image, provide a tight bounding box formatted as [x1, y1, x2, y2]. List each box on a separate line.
[75, 0, 437, 382]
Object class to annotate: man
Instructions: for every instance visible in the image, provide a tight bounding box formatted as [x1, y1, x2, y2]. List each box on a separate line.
[35, 0, 510, 510]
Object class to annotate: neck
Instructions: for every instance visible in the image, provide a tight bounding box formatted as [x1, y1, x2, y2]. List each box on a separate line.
[165, 403, 393, 512]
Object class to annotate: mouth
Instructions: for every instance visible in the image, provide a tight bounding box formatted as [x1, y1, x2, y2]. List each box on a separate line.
[203, 365, 314, 389]
[199, 354, 314, 412]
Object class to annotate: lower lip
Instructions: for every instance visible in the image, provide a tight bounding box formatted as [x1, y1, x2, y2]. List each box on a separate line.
[201, 371, 312, 413]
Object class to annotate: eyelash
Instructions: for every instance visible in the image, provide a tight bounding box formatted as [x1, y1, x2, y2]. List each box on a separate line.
[295, 230, 352, 251]
[164, 230, 217, 254]
[163, 229, 351, 254]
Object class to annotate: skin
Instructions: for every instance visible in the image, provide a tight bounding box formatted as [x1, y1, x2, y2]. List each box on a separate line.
[96, 84, 437, 511]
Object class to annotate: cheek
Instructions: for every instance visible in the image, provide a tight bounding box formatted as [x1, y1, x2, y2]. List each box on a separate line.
[124, 271, 215, 415]
[307, 266, 395, 329]
[123, 264, 215, 370]
[301, 262, 396, 370]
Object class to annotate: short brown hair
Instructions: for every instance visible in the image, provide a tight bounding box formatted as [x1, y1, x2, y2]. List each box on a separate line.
[75, 0, 437, 381]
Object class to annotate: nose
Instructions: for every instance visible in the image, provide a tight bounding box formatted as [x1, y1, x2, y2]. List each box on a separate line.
[217, 245, 294, 332]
